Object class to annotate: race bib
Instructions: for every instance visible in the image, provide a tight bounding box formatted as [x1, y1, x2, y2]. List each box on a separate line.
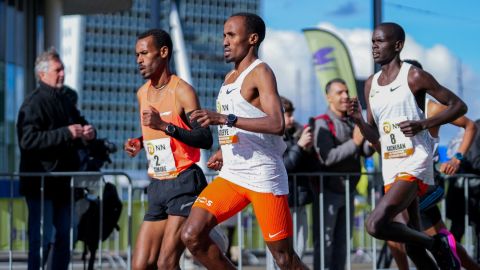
[380, 116, 414, 159]
[144, 138, 178, 179]
[217, 100, 239, 145]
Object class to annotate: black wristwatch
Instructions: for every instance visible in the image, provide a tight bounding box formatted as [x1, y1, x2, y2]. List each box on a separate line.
[226, 114, 238, 127]
[453, 152, 464, 161]
[165, 123, 177, 135]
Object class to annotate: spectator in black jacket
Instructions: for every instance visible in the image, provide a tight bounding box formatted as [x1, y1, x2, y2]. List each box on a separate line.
[16, 47, 95, 270]
[266, 96, 316, 269]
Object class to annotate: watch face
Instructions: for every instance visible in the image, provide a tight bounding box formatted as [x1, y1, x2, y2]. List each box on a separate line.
[228, 114, 236, 122]
[454, 153, 464, 160]
[167, 125, 175, 134]
[227, 114, 237, 127]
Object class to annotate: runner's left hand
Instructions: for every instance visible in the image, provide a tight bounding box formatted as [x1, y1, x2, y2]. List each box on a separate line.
[399, 120, 425, 137]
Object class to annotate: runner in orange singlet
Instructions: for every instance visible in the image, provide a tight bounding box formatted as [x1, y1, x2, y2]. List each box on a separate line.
[124, 29, 212, 270]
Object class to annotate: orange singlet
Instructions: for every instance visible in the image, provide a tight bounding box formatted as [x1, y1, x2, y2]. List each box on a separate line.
[137, 75, 200, 180]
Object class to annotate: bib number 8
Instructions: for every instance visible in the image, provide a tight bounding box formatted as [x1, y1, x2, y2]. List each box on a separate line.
[390, 134, 396, 144]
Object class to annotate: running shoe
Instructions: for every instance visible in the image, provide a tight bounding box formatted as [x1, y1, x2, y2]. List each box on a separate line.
[432, 229, 461, 270]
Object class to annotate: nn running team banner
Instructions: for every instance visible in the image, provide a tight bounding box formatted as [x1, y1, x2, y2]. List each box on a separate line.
[303, 28, 357, 98]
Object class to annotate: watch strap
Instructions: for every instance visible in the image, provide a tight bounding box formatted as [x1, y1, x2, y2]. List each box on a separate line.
[165, 123, 176, 135]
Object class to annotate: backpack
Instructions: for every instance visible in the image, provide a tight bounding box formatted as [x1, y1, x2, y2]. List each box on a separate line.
[310, 113, 337, 193]
[77, 182, 123, 270]
[310, 113, 336, 161]
[313, 114, 336, 136]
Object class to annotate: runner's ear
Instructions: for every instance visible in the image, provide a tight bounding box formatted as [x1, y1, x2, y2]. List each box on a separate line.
[160, 45, 169, 59]
[394, 40, 404, 53]
[249, 33, 259, 46]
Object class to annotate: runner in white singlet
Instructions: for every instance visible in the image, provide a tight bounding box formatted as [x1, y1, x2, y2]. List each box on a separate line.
[348, 22, 467, 270]
[387, 59, 480, 270]
[181, 13, 308, 270]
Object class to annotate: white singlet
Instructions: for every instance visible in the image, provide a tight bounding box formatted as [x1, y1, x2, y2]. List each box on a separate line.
[369, 62, 434, 186]
[216, 59, 288, 195]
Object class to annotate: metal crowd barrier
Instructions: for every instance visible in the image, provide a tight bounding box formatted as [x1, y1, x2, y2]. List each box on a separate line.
[0, 171, 133, 270]
[206, 172, 480, 270]
[2, 171, 479, 270]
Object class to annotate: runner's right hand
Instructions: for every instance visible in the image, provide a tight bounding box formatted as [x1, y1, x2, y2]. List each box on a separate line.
[124, 138, 142, 157]
[190, 109, 226, 127]
[142, 106, 168, 131]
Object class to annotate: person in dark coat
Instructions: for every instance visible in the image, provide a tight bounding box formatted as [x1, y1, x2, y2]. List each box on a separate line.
[16, 47, 95, 270]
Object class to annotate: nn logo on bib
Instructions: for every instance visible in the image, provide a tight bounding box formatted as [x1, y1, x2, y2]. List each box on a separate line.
[383, 121, 401, 134]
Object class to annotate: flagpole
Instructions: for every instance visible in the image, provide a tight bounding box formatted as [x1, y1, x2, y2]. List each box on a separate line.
[373, 0, 382, 72]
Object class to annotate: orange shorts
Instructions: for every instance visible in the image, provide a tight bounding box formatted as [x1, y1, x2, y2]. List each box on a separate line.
[384, 172, 429, 196]
[192, 177, 292, 242]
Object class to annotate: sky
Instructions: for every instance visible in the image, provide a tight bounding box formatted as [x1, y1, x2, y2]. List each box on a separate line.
[259, 0, 480, 146]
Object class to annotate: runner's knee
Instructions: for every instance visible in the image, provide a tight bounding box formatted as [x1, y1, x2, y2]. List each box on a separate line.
[271, 250, 291, 269]
[365, 212, 384, 238]
[181, 221, 204, 251]
[365, 214, 377, 237]
[157, 256, 179, 270]
[132, 257, 155, 270]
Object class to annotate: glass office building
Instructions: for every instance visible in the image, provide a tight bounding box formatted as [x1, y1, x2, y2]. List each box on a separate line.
[0, 0, 130, 173]
[62, 0, 260, 178]
[0, 0, 42, 173]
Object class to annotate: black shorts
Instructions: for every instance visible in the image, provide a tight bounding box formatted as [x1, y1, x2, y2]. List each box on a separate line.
[419, 185, 444, 230]
[420, 205, 442, 230]
[419, 185, 444, 212]
[144, 164, 207, 221]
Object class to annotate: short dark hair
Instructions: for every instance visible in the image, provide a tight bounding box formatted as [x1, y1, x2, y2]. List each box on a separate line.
[325, 78, 347, 94]
[280, 96, 294, 113]
[137, 29, 173, 60]
[378, 22, 405, 42]
[230, 12, 266, 47]
[403, 59, 423, 69]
